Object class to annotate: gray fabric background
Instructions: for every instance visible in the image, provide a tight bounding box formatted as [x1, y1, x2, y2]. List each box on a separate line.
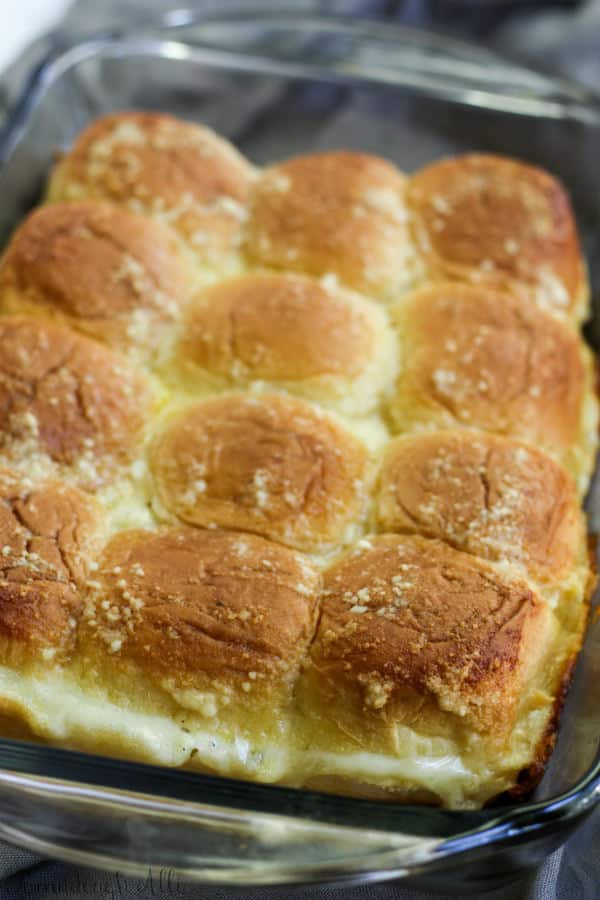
[0, 1, 599, 897]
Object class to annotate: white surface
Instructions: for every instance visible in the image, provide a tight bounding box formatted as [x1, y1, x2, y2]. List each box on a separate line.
[0, 0, 71, 73]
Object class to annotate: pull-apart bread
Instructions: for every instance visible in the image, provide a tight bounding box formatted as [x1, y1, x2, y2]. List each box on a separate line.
[0, 111, 595, 809]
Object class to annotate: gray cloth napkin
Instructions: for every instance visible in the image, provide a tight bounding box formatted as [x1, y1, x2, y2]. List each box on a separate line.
[0, 1, 599, 897]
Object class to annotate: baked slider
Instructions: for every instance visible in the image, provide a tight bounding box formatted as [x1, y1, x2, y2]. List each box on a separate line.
[296, 534, 582, 808]
[376, 430, 590, 618]
[388, 283, 598, 491]
[150, 393, 372, 554]
[46, 111, 256, 273]
[406, 154, 588, 320]
[170, 271, 396, 416]
[0, 467, 103, 673]
[0, 202, 195, 361]
[0, 317, 153, 488]
[245, 151, 411, 299]
[70, 528, 317, 779]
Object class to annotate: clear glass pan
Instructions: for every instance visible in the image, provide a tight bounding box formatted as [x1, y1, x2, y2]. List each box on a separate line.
[0, 11, 599, 893]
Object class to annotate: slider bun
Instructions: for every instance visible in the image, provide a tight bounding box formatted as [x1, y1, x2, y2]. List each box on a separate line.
[150, 393, 371, 552]
[80, 527, 320, 730]
[388, 283, 595, 488]
[245, 152, 411, 299]
[0, 202, 196, 359]
[407, 154, 587, 320]
[174, 271, 396, 415]
[299, 534, 554, 749]
[46, 111, 256, 269]
[376, 430, 584, 584]
[0, 467, 102, 659]
[0, 317, 152, 487]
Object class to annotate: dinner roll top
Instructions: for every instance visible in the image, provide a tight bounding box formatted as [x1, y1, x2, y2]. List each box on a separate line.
[0, 202, 196, 360]
[150, 393, 372, 554]
[296, 534, 574, 805]
[407, 154, 587, 320]
[376, 431, 586, 590]
[388, 283, 597, 490]
[303, 535, 552, 739]
[0, 317, 154, 488]
[0, 467, 103, 664]
[46, 111, 257, 272]
[245, 151, 412, 299]
[170, 271, 397, 415]
[78, 527, 320, 776]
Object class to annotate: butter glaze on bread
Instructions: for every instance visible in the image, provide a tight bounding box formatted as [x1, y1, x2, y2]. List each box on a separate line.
[75, 528, 320, 777]
[0, 202, 196, 359]
[47, 112, 256, 271]
[407, 154, 588, 320]
[0, 467, 103, 658]
[245, 152, 412, 298]
[0, 317, 153, 487]
[388, 283, 597, 490]
[303, 534, 550, 737]
[0, 110, 593, 809]
[297, 534, 569, 806]
[150, 393, 372, 553]
[172, 271, 396, 415]
[376, 430, 586, 589]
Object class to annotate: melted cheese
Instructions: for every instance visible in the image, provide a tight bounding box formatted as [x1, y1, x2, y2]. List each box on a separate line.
[0, 666, 289, 780]
[0, 660, 560, 808]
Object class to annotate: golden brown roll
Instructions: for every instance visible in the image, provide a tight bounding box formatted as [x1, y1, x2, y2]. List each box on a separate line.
[0, 317, 153, 487]
[376, 430, 586, 588]
[0, 467, 103, 661]
[388, 283, 597, 489]
[76, 527, 320, 776]
[407, 154, 587, 320]
[172, 271, 396, 415]
[296, 534, 577, 807]
[0, 111, 593, 810]
[245, 152, 411, 299]
[150, 393, 372, 553]
[0, 202, 196, 359]
[47, 112, 256, 270]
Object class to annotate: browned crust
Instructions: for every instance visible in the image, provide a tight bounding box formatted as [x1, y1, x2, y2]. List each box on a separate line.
[0, 117, 590, 809]
[496, 657, 577, 805]
[491, 540, 596, 804]
[245, 151, 409, 297]
[304, 534, 552, 742]
[389, 283, 587, 469]
[81, 527, 321, 701]
[150, 393, 371, 552]
[376, 430, 583, 582]
[0, 467, 103, 653]
[46, 111, 256, 262]
[0, 202, 195, 356]
[178, 271, 379, 383]
[0, 317, 152, 486]
[406, 153, 586, 319]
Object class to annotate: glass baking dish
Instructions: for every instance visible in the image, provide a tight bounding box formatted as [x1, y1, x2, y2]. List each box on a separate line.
[0, 10, 599, 894]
